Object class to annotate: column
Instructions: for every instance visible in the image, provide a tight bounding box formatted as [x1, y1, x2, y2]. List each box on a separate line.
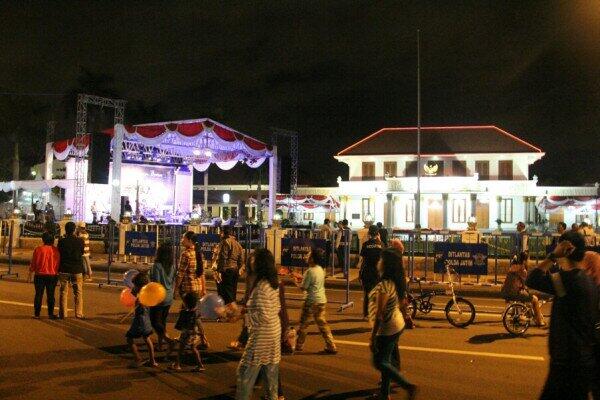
[110, 124, 124, 221]
[470, 193, 477, 219]
[44, 143, 54, 180]
[385, 193, 394, 227]
[268, 146, 278, 225]
[203, 171, 209, 213]
[496, 195, 503, 227]
[442, 193, 449, 229]
[523, 196, 530, 223]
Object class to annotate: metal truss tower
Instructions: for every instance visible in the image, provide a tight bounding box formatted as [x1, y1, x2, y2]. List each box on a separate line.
[271, 128, 298, 194]
[74, 94, 126, 221]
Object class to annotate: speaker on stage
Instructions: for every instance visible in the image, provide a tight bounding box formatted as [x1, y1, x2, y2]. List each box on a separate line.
[89, 132, 111, 184]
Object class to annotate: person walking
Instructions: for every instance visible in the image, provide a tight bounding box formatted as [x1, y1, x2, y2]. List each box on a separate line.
[76, 222, 92, 282]
[335, 219, 349, 273]
[149, 242, 176, 352]
[357, 225, 383, 318]
[28, 232, 60, 319]
[526, 231, 599, 400]
[58, 221, 85, 319]
[369, 247, 418, 400]
[294, 248, 337, 354]
[236, 248, 281, 400]
[215, 226, 243, 306]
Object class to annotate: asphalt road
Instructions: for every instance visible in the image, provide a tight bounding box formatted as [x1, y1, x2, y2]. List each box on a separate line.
[0, 264, 550, 400]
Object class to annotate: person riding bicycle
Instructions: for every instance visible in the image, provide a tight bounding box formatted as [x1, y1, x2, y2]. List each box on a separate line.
[501, 252, 546, 327]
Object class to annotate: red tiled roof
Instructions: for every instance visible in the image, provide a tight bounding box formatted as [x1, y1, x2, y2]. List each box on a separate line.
[337, 125, 543, 156]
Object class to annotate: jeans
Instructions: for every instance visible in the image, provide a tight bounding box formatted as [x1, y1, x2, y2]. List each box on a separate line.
[236, 363, 279, 400]
[149, 305, 171, 336]
[372, 332, 413, 399]
[59, 273, 83, 318]
[33, 275, 58, 317]
[297, 302, 336, 350]
[82, 256, 92, 277]
[217, 268, 238, 305]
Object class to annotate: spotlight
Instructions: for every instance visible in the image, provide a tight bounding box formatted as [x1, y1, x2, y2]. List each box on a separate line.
[204, 150, 213, 157]
[193, 149, 201, 156]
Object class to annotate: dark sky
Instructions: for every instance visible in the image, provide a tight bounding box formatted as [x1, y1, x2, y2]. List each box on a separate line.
[1, 1, 599, 186]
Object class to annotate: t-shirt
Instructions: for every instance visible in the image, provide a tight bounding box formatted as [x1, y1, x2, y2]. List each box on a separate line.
[360, 238, 382, 283]
[149, 262, 176, 306]
[526, 268, 598, 364]
[57, 235, 84, 274]
[30, 245, 60, 276]
[368, 279, 405, 336]
[302, 265, 327, 305]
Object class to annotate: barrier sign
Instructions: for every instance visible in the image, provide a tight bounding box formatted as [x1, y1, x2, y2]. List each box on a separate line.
[124, 231, 157, 256]
[281, 238, 329, 268]
[196, 234, 221, 261]
[434, 242, 488, 275]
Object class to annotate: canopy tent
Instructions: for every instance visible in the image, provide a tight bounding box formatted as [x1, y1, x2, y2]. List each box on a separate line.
[250, 194, 340, 210]
[0, 179, 74, 192]
[537, 196, 600, 213]
[44, 119, 278, 223]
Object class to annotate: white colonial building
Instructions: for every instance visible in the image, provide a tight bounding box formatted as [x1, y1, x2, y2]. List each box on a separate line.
[333, 125, 599, 231]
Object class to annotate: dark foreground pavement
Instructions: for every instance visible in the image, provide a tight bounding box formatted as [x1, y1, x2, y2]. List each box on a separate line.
[0, 265, 549, 400]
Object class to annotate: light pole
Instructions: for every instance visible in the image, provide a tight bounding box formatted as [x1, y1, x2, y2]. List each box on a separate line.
[415, 29, 422, 228]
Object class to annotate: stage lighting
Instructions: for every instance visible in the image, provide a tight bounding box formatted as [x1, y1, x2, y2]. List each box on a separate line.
[204, 150, 213, 157]
[193, 149, 201, 156]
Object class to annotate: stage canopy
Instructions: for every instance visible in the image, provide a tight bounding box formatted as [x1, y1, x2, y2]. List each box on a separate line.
[100, 118, 272, 171]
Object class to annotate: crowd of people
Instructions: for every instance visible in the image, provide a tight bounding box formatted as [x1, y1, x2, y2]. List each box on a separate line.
[25, 216, 600, 400]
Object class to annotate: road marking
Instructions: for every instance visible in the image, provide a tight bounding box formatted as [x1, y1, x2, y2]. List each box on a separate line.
[335, 339, 545, 361]
[0, 299, 72, 311]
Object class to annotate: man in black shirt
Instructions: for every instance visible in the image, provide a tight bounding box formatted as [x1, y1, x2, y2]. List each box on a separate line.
[526, 231, 598, 400]
[58, 221, 85, 319]
[357, 225, 383, 318]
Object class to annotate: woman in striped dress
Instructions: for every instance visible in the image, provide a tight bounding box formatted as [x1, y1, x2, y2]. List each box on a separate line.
[236, 248, 281, 400]
[369, 248, 418, 400]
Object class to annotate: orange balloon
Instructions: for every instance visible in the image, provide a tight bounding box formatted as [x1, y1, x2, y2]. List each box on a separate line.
[138, 282, 167, 307]
[119, 288, 136, 308]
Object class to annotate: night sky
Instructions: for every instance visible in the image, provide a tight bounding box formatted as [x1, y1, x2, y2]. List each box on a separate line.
[1, 1, 598, 186]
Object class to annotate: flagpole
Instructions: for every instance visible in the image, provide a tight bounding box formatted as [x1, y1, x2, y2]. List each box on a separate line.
[415, 29, 422, 228]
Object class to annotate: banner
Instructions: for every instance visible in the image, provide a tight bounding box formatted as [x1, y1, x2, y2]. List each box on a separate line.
[281, 238, 329, 268]
[434, 242, 488, 275]
[124, 231, 157, 257]
[196, 233, 221, 261]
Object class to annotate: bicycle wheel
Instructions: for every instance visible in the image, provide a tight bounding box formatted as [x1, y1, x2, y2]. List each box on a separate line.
[406, 295, 418, 319]
[445, 297, 476, 328]
[502, 303, 530, 336]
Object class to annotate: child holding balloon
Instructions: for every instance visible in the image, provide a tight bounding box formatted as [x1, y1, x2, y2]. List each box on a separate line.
[126, 272, 158, 368]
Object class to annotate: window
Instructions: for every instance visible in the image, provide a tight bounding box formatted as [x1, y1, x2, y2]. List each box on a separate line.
[405, 199, 415, 223]
[500, 198, 513, 223]
[452, 161, 467, 176]
[303, 212, 314, 221]
[362, 198, 371, 218]
[498, 160, 513, 180]
[405, 161, 417, 177]
[475, 161, 489, 180]
[384, 161, 397, 177]
[452, 199, 467, 223]
[362, 162, 375, 180]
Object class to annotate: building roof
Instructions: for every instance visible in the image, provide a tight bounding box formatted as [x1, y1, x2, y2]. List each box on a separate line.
[336, 125, 543, 156]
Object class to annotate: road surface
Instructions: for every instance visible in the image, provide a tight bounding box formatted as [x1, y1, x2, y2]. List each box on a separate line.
[0, 264, 549, 400]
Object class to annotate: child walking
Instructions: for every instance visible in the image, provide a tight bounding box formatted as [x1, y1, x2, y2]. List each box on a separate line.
[294, 248, 337, 354]
[126, 272, 158, 368]
[170, 292, 206, 372]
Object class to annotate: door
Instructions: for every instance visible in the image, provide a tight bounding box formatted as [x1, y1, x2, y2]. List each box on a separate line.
[427, 201, 443, 229]
[475, 201, 489, 229]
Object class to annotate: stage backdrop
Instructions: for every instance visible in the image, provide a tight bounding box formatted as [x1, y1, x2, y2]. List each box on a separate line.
[114, 163, 177, 219]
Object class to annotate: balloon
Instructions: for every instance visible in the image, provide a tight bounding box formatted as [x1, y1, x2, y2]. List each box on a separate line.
[199, 293, 225, 320]
[138, 282, 167, 307]
[119, 288, 136, 308]
[123, 269, 139, 289]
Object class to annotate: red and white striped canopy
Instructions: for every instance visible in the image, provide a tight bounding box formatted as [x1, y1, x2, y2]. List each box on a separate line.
[537, 196, 600, 213]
